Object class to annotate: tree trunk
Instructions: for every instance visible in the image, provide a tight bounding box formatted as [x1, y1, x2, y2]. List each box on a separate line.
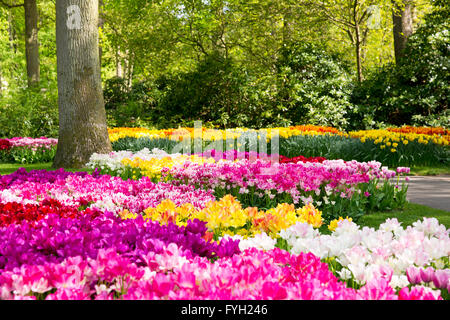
[98, 0, 104, 68]
[115, 46, 123, 78]
[53, 0, 112, 169]
[392, 0, 414, 63]
[355, 25, 363, 83]
[24, 0, 40, 87]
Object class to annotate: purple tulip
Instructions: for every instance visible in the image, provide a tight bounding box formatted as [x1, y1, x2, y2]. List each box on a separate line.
[0, 212, 241, 272]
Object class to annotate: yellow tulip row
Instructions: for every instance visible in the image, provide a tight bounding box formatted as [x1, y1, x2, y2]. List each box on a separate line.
[108, 125, 346, 143]
[119, 195, 324, 238]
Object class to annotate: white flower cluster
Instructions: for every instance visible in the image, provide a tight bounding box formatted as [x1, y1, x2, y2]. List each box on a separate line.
[221, 232, 277, 252]
[86, 148, 182, 174]
[279, 217, 449, 289]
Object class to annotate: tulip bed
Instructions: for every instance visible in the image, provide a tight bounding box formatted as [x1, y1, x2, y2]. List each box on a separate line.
[1, 125, 449, 167]
[0, 137, 57, 164]
[0, 161, 448, 300]
[109, 125, 449, 167]
[87, 148, 410, 222]
[0, 168, 448, 300]
[0, 125, 449, 300]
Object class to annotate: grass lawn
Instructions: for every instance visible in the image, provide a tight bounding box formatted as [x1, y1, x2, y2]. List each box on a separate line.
[0, 162, 91, 175]
[409, 165, 450, 176]
[317, 203, 450, 234]
[358, 202, 450, 229]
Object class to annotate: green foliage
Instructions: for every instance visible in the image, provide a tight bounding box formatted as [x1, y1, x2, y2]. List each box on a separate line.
[274, 42, 354, 129]
[111, 137, 178, 153]
[0, 145, 57, 164]
[104, 77, 159, 127]
[108, 42, 355, 130]
[0, 84, 59, 138]
[351, 4, 449, 128]
[0, 0, 445, 137]
[153, 53, 252, 128]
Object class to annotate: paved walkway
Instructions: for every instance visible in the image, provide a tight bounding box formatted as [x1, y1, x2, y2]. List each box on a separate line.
[401, 175, 450, 212]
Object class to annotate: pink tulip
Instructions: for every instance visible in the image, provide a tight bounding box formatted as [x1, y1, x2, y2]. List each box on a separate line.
[398, 286, 442, 300]
[432, 269, 450, 289]
[406, 266, 422, 285]
[420, 267, 435, 283]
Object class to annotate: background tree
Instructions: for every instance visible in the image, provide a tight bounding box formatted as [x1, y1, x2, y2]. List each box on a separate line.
[392, 0, 414, 63]
[309, 0, 394, 82]
[24, 0, 39, 86]
[351, 1, 449, 127]
[0, 0, 40, 87]
[0, 0, 445, 139]
[53, 0, 111, 168]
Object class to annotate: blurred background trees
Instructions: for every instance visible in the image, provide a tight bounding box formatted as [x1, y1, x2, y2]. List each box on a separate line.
[0, 0, 448, 137]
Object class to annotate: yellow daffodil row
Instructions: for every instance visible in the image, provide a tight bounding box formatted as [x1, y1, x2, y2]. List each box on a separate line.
[349, 129, 449, 151]
[108, 127, 169, 142]
[119, 195, 323, 238]
[108, 127, 242, 143]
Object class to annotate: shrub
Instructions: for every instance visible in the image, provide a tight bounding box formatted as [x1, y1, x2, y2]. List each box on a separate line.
[0, 85, 59, 139]
[351, 3, 449, 128]
[274, 42, 355, 130]
[154, 52, 252, 129]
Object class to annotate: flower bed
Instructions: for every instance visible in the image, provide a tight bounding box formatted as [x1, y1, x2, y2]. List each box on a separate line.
[1, 124, 449, 300]
[0, 137, 57, 164]
[0, 168, 215, 214]
[121, 195, 324, 239]
[2, 125, 448, 167]
[96, 151, 408, 221]
[276, 218, 450, 292]
[108, 125, 449, 167]
[0, 167, 448, 300]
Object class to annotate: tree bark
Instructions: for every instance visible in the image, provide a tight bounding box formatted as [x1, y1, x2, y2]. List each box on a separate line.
[98, 0, 103, 68]
[353, 1, 363, 83]
[392, 0, 414, 63]
[24, 0, 40, 87]
[53, 0, 112, 169]
[355, 26, 363, 83]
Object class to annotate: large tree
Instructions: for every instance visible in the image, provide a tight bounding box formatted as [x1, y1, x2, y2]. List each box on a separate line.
[53, 0, 111, 169]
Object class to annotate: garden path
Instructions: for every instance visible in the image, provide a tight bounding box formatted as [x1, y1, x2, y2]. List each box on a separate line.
[402, 175, 450, 212]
